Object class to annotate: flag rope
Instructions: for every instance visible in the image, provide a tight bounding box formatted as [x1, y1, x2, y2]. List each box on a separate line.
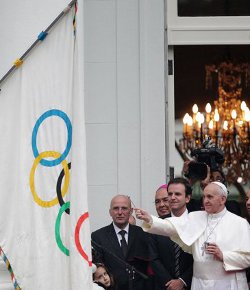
[0, 0, 77, 88]
[0, 247, 21, 290]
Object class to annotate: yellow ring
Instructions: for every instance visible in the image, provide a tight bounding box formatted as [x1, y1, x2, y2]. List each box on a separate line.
[29, 151, 70, 207]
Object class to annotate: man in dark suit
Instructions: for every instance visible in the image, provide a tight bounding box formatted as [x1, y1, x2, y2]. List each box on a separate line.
[150, 178, 193, 290]
[91, 195, 151, 290]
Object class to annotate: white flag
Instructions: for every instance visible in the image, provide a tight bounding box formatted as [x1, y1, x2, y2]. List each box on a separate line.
[0, 1, 93, 289]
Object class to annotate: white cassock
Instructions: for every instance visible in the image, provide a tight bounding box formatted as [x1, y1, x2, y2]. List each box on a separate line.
[142, 208, 250, 290]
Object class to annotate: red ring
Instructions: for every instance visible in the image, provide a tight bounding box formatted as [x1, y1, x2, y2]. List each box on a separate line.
[75, 212, 92, 266]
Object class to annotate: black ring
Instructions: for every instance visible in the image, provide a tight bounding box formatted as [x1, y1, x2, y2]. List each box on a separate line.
[56, 162, 71, 214]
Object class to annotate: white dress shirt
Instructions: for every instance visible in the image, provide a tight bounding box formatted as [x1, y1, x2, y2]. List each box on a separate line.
[113, 223, 129, 245]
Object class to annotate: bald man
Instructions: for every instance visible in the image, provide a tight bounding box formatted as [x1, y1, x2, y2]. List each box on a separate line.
[154, 184, 170, 218]
[92, 195, 152, 290]
[136, 182, 250, 290]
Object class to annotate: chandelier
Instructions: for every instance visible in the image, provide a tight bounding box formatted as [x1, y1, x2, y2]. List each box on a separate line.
[178, 61, 250, 185]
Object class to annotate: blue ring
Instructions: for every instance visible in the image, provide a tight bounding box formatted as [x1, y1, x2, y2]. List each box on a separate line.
[32, 109, 72, 167]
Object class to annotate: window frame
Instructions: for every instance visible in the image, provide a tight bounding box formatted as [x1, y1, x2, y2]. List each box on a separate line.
[166, 0, 250, 45]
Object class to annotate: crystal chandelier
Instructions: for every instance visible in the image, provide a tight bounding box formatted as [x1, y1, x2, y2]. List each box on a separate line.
[178, 61, 250, 184]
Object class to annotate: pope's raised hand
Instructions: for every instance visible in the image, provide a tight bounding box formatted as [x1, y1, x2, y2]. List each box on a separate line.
[135, 208, 152, 224]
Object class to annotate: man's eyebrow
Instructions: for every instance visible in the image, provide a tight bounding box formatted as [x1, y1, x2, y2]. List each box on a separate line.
[204, 194, 213, 197]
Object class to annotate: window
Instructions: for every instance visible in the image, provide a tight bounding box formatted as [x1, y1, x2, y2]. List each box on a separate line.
[166, 0, 250, 45]
[178, 0, 250, 17]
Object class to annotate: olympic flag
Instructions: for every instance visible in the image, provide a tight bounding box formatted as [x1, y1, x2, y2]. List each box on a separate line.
[0, 1, 93, 289]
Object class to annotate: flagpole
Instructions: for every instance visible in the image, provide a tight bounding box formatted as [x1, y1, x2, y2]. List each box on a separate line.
[0, 0, 77, 88]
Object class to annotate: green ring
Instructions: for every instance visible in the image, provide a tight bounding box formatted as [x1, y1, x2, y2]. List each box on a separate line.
[55, 202, 70, 256]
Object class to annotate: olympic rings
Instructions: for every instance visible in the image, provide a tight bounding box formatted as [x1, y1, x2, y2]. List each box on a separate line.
[55, 202, 70, 256]
[75, 212, 92, 266]
[30, 151, 70, 207]
[30, 109, 91, 265]
[32, 109, 72, 167]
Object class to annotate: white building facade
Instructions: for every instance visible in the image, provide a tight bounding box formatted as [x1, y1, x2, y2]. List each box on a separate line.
[85, 0, 167, 231]
[1, 1, 250, 287]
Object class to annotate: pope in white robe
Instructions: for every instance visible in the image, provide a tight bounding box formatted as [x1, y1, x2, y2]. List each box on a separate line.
[136, 181, 250, 290]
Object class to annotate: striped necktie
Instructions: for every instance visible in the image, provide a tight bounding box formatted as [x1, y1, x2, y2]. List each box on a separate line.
[174, 242, 181, 278]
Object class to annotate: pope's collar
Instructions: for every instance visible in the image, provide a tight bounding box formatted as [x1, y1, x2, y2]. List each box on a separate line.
[207, 207, 227, 219]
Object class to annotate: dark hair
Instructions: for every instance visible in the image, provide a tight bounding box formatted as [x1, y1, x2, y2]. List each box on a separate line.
[167, 177, 192, 197]
[93, 263, 116, 290]
[210, 169, 227, 186]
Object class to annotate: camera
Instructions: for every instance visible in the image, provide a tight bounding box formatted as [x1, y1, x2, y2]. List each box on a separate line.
[186, 138, 225, 180]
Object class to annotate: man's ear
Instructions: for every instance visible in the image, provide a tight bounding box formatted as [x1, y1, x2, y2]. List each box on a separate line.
[186, 195, 191, 204]
[221, 195, 227, 204]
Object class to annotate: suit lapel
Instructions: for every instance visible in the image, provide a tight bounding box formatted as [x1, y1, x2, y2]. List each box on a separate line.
[107, 223, 125, 257]
[127, 224, 135, 256]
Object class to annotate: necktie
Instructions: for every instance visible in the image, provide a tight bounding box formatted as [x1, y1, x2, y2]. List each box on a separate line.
[119, 230, 128, 257]
[173, 242, 181, 278]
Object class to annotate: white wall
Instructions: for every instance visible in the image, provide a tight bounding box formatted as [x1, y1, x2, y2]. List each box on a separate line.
[84, 0, 166, 231]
